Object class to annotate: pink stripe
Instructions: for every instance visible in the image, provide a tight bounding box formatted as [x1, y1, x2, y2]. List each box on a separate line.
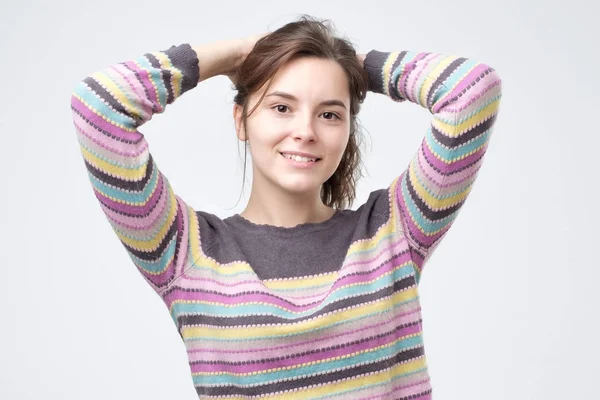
[136, 201, 187, 287]
[397, 52, 429, 100]
[72, 95, 141, 142]
[122, 60, 161, 111]
[139, 256, 176, 287]
[164, 251, 413, 309]
[362, 378, 431, 400]
[420, 136, 486, 174]
[415, 150, 480, 190]
[188, 307, 421, 357]
[433, 63, 490, 113]
[189, 323, 422, 374]
[396, 181, 452, 248]
[111, 64, 153, 120]
[341, 235, 408, 272]
[100, 183, 168, 231]
[415, 146, 484, 193]
[332, 249, 412, 290]
[406, 53, 440, 103]
[444, 78, 502, 113]
[174, 235, 411, 301]
[172, 197, 190, 278]
[93, 173, 164, 216]
[72, 112, 148, 158]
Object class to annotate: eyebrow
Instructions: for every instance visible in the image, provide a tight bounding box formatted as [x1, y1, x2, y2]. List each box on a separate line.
[265, 91, 347, 110]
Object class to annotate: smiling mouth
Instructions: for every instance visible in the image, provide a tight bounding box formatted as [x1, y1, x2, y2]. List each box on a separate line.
[280, 153, 321, 163]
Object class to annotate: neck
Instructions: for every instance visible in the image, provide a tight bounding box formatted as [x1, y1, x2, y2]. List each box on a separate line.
[241, 181, 336, 228]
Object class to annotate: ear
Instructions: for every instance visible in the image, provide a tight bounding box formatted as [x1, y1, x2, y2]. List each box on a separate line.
[233, 104, 247, 142]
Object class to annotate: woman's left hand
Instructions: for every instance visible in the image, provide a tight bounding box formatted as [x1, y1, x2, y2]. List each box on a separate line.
[357, 53, 366, 68]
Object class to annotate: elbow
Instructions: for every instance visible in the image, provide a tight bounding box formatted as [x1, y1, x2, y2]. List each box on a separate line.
[70, 78, 87, 114]
[481, 63, 503, 96]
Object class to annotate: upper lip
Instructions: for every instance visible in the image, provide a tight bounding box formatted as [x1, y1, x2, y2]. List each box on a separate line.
[280, 151, 321, 159]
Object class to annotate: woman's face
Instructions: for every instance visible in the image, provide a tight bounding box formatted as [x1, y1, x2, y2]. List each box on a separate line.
[234, 56, 351, 200]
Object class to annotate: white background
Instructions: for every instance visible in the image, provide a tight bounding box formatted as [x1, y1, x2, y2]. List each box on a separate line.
[0, 0, 597, 398]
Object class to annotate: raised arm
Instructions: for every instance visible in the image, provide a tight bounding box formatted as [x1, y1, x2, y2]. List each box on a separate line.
[69, 40, 251, 294]
[363, 49, 503, 280]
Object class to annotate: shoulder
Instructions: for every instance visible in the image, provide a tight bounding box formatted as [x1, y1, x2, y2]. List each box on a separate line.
[344, 188, 393, 241]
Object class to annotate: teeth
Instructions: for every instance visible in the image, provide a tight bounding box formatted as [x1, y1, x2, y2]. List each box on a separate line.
[282, 153, 316, 162]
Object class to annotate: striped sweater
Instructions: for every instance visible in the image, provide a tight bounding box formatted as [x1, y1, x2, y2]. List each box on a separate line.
[70, 43, 502, 399]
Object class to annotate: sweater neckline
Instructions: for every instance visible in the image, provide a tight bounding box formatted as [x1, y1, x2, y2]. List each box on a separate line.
[227, 210, 345, 237]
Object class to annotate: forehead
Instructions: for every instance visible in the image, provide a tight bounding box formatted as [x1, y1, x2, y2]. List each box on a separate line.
[265, 57, 350, 100]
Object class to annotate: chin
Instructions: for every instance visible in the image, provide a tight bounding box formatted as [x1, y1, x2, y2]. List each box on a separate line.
[276, 177, 324, 195]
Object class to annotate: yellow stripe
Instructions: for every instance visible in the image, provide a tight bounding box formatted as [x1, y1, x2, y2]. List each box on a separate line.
[382, 52, 400, 96]
[431, 96, 501, 137]
[115, 189, 177, 251]
[180, 286, 418, 339]
[347, 207, 396, 254]
[408, 158, 471, 211]
[187, 209, 255, 276]
[188, 205, 202, 262]
[90, 70, 140, 122]
[81, 145, 146, 181]
[193, 332, 422, 377]
[189, 257, 256, 276]
[195, 357, 427, 400]
[346, 179, 405, 255]
[263, 272, 338, 290]
[273, 357, 427, 399]
[153, 51, 183, 98]
[418, 55, 457, 106]
[73, 92, 136, 133]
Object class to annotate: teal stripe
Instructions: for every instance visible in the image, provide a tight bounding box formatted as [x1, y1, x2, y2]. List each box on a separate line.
[400, 175, 456, 232]
[134, 53, 168, 110]
[436, 93, 501, 125]
[389, 51, 418, 97]
[192, 335, 424, 386]
[411, 160, 473, 201]
[183, 297, 419, 342]
[74, 80, 137, 128]
[425, 125, 491, 162]
[428, 58, 479, 106]
[131, 234, 177, 274]
[349, 232, 396, 256]
[87, 159, 158, 204]
[313, 367, 428, 400]
[441, 58, 480, 93]
[184, 264, 258, 279]
[102, 67, 145, 123]
[317, 264, 414, 306]
[272, 282, 331, 292]
[170, 264, 416, 321]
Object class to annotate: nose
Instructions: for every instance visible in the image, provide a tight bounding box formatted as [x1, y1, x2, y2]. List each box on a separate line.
[292, 117, 318, 143]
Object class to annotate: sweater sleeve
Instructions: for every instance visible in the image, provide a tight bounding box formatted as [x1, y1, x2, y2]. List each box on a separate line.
[70, 44, 200, 294]
[363, 49, 503, 279]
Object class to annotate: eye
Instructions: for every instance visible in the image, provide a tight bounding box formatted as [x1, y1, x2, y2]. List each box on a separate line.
[273, 104, 290, 113]
[321, 111, 340, 120]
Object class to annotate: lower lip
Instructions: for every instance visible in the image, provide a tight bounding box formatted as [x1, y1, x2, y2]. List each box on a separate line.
[280, 153, 320, 169]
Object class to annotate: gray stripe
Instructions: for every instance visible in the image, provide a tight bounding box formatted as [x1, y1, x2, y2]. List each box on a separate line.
[195, 346, 425, 397]
[175, 271, 416, 327]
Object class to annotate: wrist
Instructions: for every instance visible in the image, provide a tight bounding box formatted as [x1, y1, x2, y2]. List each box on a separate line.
[194, 40, 242, 82]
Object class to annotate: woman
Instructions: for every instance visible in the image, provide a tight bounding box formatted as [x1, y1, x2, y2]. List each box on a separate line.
[71, 16, 502, 399]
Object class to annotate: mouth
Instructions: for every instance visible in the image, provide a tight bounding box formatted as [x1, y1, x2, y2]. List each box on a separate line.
[279, 152, 321, 163]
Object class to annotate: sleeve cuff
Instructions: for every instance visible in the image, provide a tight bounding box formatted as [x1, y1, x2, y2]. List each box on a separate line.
[363, 50, 391, 94]
[163, 43, 200, 94]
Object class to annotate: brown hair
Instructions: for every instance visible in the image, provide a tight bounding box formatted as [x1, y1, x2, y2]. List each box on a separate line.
[233, 15, 368, 209]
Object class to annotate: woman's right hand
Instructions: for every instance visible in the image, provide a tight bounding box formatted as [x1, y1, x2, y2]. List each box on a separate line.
[193, 33, 268, 84]
[225, 33, 268, 85]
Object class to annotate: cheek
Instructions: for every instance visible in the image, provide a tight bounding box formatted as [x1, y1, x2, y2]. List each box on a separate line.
[248, 116, 288, 147]
[245, 119, 282, 160]
[325, 129, 351, 157]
